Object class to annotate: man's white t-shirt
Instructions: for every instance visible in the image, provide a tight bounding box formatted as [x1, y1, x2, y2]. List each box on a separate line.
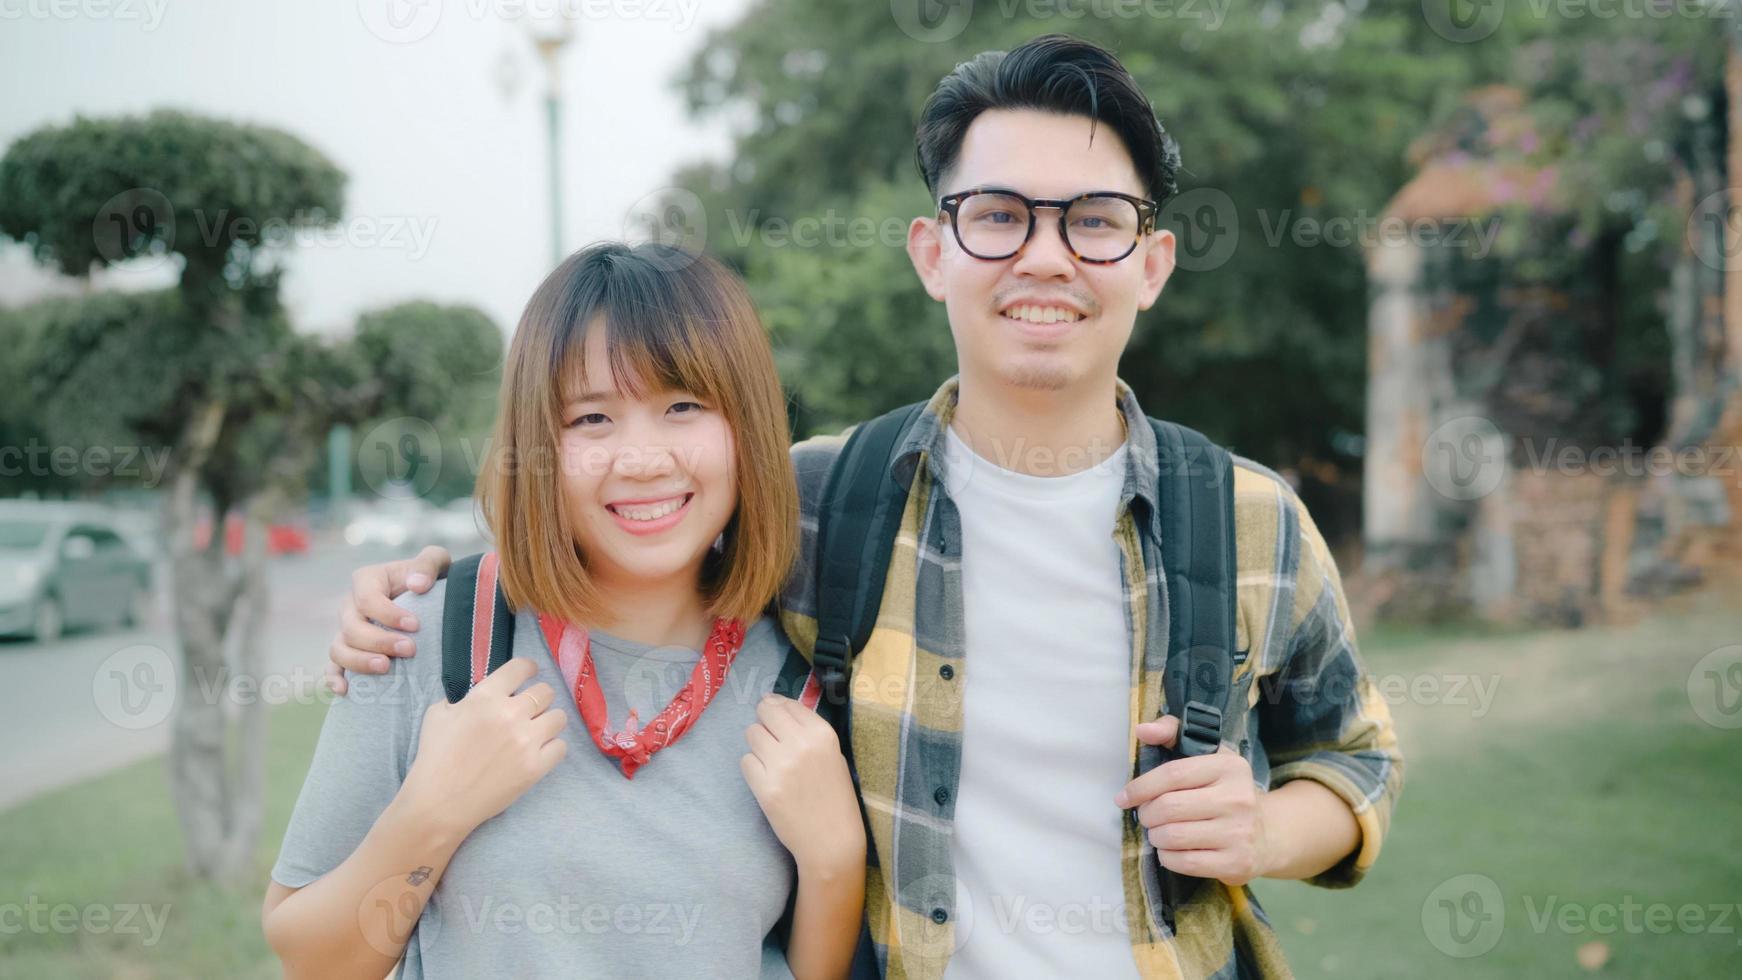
[941, 424, 1143, 980]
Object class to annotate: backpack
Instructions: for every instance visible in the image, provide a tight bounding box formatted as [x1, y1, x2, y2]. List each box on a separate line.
[808, 401, 1240, 958]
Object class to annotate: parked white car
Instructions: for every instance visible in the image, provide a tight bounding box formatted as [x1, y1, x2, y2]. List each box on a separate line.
[0, 501, 153, 642]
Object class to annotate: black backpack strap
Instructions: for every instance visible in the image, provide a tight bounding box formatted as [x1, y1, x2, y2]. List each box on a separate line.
[1149, 418, 1238, 754]
[1148, 418, 1239, 931]
[772, 642, 824, 707]
[767, 641, 847, 962]
[809, 403, 925, 980]
[441, 551, 516, 704]
[812, 401, 927, 734]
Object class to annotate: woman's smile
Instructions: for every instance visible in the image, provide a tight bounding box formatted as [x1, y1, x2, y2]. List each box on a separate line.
[604, 492, 696, 535]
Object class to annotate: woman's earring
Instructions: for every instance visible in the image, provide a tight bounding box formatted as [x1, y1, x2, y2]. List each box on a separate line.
[711, 532, 725, 553]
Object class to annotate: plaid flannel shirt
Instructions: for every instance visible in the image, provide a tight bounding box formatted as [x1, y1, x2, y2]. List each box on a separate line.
[778, 376, 1403, 980]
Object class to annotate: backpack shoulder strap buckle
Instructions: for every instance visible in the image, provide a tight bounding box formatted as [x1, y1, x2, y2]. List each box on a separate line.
[811, 633, 852, 709]
[1177, 700, 1224, 757]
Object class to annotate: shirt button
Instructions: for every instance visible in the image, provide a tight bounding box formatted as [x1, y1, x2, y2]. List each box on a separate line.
[931, 908, 949, 924]
[938, 664, 954, 680]
[934, 786, 950, 806]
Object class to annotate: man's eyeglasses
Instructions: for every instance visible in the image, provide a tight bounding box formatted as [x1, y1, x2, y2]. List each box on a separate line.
[937, 188, 1159, 264]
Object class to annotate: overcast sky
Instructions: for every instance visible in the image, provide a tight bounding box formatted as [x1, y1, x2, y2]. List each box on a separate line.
[0, 0, 751, 337]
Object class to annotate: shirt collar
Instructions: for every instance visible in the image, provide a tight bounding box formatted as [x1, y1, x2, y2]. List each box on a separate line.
[891, 375, 1164, 524]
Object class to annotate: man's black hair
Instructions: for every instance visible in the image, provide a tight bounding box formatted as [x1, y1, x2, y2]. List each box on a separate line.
[914, 33, 1182, 204]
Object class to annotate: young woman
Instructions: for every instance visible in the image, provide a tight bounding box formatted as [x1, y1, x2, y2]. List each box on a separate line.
[262, 243, 866, 980]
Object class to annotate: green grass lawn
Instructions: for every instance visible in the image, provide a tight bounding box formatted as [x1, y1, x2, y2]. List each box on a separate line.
[1256, 591, 1742, 978]
[3, 593, 1740, 979]
[0, 700, 327, 980]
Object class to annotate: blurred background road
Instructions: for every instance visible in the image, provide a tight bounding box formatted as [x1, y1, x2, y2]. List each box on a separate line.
[0, 539, 351, 809]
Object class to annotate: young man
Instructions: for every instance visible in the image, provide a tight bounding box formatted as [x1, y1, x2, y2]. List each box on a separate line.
[323, 34, 1401, 980]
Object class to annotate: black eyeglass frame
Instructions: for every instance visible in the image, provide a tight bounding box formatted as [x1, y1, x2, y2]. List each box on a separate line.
[936, 187, 1159, 264]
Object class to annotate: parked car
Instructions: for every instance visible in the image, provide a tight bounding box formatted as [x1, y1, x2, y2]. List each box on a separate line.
[0, 502, 153, 643]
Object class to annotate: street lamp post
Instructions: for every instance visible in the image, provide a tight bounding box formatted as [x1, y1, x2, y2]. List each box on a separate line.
[525, 18, 575, 268]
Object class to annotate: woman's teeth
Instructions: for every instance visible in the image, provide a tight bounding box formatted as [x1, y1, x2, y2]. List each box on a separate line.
[1002, 304, 1082, 324]
[610, 496, 688, 522]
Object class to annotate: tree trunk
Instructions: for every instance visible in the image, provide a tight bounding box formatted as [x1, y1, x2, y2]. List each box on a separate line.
[165, 402, 233, 880]
[161, 400, 271, 885]
[219, 501, 272, 878]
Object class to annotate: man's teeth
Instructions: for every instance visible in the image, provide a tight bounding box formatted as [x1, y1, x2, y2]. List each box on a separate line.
[612, 497, 687, 521]
[1002, 304, 1082, 324]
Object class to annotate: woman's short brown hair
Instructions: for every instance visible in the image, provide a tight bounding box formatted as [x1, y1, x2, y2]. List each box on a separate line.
[476, 242, 797, 625]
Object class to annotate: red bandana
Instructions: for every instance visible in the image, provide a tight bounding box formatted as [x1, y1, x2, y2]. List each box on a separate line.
[538, 614, 746, 779]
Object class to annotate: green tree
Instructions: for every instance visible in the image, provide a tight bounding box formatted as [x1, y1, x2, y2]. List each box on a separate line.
[0, 111, 501, 882]
[323, 300, 506, 506]
[0, 304, 58, 498]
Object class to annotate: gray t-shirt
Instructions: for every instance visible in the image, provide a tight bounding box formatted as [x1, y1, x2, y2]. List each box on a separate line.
[272, 582, 802, 979]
